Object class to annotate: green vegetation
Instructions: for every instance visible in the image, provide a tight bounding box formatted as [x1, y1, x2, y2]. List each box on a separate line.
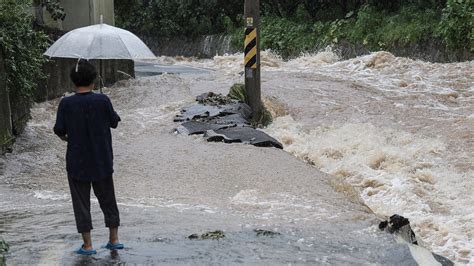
[254, 229, 281, 237]
[254, 106, 273, 128]
[228, 83, 247, 102]
[0, 238, 8, 266]
[259, 1, 473, 57]
[259, 5, 443, 57]
[188, 230, 226, 240]
[228, 83, 272, 127]
[0, 0, 50, 137]
[0, 0, 49, 103]
[438, 0, 474, 50]
[116, 0, 473, 57]
[38, 0, 66, 21]
[115, 0, 241, 38]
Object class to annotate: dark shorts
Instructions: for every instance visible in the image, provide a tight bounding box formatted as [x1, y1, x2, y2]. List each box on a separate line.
[67, 176, 120, 233]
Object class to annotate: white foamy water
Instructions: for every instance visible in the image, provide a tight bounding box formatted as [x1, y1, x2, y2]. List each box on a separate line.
[159, 49, 473, 264]
[270, 53, 473, 264]
[33, 190, 69, 201]
[266, 117, 473, 263]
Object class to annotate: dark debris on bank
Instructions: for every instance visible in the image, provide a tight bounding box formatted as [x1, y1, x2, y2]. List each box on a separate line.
[174, 92, 283, 149]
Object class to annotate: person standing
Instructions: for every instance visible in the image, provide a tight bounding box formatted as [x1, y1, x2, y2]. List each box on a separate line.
[54, 59, 123, 255]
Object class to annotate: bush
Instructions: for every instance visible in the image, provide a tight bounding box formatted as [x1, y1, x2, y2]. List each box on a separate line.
[115, 0, 241, 38]
[228, 83, 247, 102]
[346, 5, 440, 49]
[228, 83, 272, 127]
[0, 0, 49, 102]
[260, 17, 320, 57]
[438, 0, 474, 51]
[250, 5, 446, 56]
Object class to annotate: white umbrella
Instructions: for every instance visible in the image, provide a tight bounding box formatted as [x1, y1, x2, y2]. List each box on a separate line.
[44, 21, 155, 91]
[44, 23, 155, 60]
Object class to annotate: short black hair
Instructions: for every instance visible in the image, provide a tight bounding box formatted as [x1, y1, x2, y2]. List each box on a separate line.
[70, 59, 97, 87]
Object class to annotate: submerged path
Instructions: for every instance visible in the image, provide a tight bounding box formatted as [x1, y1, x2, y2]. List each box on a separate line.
[3, 50, 470, 264]
[0, 71, 425, 264]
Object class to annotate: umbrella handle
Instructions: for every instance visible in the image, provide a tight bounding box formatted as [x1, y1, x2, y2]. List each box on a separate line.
[99, 74, 104, 93]
[75, 58, 81, 72]
[99, 59, 104, 93]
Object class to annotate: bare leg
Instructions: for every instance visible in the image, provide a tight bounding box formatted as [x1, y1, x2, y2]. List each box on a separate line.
[81, 232, 93, 250]
[109, 227, 119, 244]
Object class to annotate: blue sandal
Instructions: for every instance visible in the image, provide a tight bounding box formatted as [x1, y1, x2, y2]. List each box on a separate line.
[75, 245, 97, 255]
[103, 242, 124, 250]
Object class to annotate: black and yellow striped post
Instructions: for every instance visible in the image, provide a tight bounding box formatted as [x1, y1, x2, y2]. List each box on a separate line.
[244, 0, 262, 122]
[244, 28, 257, 69]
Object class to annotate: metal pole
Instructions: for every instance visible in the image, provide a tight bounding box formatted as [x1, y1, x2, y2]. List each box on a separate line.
[244, 0, 262, 123]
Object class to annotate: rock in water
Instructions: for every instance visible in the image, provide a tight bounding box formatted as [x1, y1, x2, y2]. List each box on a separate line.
[0, 238, 8, 253]
[196, 92, 235, 106]
[379, 214, 417, 245]
[379, 214, 454, 266]
[187, 234, 200, 240]
[201, 230, 225, 240]
[188, 231, 225, 240]
[254, 229, 281, 237]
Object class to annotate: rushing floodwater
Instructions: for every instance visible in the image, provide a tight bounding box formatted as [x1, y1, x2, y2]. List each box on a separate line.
[0, 49, 472, 264]
[153, 50, 473, 264]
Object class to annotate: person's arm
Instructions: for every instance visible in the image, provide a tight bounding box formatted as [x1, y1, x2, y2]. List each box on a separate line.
[53, 99, 68, 141]
[106, 96, 121, 129]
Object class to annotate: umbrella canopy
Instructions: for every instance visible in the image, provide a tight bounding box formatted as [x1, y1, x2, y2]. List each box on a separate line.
[44, 23, 155, 60]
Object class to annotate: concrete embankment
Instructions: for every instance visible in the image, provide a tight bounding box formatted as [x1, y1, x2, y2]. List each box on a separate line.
[142, 34, 472, 62]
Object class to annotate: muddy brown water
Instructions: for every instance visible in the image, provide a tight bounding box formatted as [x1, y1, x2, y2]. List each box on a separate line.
[1, 50, 471, 264]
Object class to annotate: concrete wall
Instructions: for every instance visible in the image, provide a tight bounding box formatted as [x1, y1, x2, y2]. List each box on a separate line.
[89, 0, 114, 26]
[0, 49, 14, 154]
[142, 35, 238, 58]
[36, 58, 135, 102]
[43, 0, 114, 31]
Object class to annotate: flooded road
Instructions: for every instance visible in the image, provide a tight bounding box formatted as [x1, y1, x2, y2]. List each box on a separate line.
[0, 50, 471, 264]
[152, 50, 473, 263]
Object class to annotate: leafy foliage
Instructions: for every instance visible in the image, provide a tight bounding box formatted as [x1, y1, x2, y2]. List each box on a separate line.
[0, 0, 49, 102]
[116, 0, 472, 57]
[260, 17, 320, 57]
[258, 4, 456, 56]
[228, 83, 247, 102]
[41, 0, 66, 21]
[115, 0, 242, 38]
[438, 0, 474, 51]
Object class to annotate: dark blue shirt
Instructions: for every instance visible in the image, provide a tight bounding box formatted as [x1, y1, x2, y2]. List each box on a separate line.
[54, 92, 121, 182]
